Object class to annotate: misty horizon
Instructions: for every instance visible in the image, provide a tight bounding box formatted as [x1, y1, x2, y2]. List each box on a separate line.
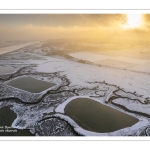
[0, 14, 150, 41]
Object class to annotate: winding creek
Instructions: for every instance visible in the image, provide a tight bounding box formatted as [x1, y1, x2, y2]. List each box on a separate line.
[0, 66, 150, 136]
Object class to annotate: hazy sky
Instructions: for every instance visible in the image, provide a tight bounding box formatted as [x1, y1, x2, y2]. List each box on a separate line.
[0, 14, 150, 41]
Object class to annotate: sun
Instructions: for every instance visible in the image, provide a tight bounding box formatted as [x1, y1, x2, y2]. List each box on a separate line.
[124, 14, 143, 28]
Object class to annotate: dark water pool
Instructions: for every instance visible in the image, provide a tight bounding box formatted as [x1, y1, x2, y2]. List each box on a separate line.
[7, 76, 55, 93]
[65, 98, 138, 133]
[0, 107, 34, 136]
[0, 66, 14, 74]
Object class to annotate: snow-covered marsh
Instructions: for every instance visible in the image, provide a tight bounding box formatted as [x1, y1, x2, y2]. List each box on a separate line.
[55, 96, 148, 136]
[0, 43, 150, 136]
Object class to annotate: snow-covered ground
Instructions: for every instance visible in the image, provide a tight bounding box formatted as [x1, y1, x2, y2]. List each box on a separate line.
[114, 98, 150, 115]
[0, 42, 38, 55]
[0, 44, 150, 136]
[55, 96, 149, 136]
[69, 51, 150, 71]
[35, 55, 150, 98]
[131, 62, 150, 73]
[69, 51, 113, 62]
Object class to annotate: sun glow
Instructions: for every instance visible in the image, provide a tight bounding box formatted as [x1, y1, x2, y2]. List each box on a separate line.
[124, 14, 143, 28]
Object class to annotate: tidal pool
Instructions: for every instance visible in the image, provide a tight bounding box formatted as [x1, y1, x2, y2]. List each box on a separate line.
[7, 76, 55, 93]
[0, 66, 14, 74]
[0, 107, 34, 136]
[64, 98, 138, 133]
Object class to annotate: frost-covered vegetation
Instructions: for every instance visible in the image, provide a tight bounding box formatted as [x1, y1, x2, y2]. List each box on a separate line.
[0, 40, 150, 136]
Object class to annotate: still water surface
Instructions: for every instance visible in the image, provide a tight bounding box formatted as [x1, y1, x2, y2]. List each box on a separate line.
[0, 107, 34, 136]
[65, 98, 138, 133]
[7, 76, 55, 93]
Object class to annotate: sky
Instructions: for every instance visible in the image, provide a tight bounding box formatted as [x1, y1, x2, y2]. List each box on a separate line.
[0, 14, 150, 41]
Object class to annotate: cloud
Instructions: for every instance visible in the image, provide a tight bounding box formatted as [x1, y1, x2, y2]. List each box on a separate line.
[143, 14, 150, 29]
[0, 14, 150, 41]
[0, 14, 127, 28]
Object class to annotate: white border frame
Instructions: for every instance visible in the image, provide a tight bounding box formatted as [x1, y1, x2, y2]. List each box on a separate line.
[0, 8, 150, 142]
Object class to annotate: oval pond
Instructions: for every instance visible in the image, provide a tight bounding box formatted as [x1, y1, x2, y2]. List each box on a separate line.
[64, 98, 139, 133]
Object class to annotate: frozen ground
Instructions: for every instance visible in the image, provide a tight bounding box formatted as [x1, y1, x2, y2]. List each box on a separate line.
[69, 51, 150, 72]
[69, 51, 113, 62]
[0, 42, 38, 55]
[0, 43, 150, 136]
